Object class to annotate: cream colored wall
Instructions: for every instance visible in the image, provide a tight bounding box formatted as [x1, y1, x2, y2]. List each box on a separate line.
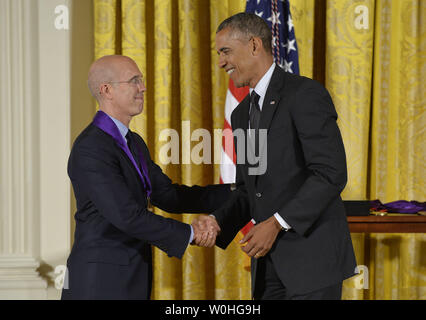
[0, 0, 47, 299]
[38, 0, 72, 300]
[40, 0, 94, 300]
[0, 0, 94, 299]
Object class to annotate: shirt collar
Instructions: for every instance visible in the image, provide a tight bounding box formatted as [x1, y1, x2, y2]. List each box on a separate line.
[249, 63, 276, 101]
[106, 114, 129, 139]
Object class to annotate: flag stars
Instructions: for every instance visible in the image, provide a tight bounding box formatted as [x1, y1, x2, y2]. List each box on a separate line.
[267, 11, 281, 25]
[255, 10, 264, 18]
[284, 39, 296, 54]
[282, 59, 294, 73]
[246, 0, 299, 75]
[288, 15, 294, 32]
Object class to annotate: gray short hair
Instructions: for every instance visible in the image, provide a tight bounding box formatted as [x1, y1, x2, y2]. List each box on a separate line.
[216, 12, 272, 54]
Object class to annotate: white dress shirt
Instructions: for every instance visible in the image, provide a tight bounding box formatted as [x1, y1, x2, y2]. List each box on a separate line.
[249, 63, 291, 231]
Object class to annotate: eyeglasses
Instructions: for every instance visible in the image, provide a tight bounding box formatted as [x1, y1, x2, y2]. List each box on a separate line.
[108, 76, 144, 86]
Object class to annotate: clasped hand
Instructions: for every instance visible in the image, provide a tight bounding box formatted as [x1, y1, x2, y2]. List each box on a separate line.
[191, 215, 220, 247]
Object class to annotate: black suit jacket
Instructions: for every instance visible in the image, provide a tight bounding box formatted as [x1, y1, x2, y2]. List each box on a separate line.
[214, 66, 357, 296]
[61, 123, 230, 300]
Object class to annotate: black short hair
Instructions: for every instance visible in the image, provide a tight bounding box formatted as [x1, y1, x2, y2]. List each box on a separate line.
[216, 12, 272, 54]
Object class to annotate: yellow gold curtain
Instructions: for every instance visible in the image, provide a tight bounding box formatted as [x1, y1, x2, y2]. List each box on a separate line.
[326, 0, 425, 300]
[325, 0, 375, 300]
[367, 0, 425, 299]
[92, 0, 425, 299]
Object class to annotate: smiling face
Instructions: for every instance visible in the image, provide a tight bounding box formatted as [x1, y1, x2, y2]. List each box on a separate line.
[215, 27, 257, 88]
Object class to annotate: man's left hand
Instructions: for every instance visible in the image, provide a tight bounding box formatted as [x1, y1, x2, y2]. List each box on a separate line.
[191, 215, 220, 248]
[240, 216, 282, 258]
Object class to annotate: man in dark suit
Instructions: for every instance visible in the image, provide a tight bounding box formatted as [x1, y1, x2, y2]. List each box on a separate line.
[61, 55, 229, 300]
[196, 13, 357, 300]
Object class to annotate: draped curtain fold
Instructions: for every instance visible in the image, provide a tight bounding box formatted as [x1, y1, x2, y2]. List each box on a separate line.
[92, 0, 425, 299]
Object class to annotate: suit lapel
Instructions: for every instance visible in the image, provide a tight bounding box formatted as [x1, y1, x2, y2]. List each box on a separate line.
[259, 67, 285, 132]
[255, 67, 286, 185]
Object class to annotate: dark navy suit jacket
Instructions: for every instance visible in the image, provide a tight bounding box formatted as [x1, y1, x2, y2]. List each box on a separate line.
[61, 123, 230, 300]
[214, 66, 356, 296]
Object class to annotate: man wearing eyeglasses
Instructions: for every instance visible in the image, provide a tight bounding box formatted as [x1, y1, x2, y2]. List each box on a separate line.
[61, 55, 230, 300]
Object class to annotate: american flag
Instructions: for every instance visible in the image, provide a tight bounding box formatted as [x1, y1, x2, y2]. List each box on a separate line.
[246, 0, 300, 74]
[219, 1, 300, 267]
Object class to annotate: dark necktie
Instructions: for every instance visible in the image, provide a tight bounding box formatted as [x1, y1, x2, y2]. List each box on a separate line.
[125, 130, 152, 198]
[249, 90, 261, 131]
[125, 130, 141, 169]
[249, 91, 261, 154]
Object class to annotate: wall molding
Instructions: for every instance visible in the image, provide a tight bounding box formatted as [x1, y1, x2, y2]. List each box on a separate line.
[0, 0, 72, 299]
[0, 0, 47, 299]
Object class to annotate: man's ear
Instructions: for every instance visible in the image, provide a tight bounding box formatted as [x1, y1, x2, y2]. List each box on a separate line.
[99, 83, 113, 100]
[251, 36, 264, 56]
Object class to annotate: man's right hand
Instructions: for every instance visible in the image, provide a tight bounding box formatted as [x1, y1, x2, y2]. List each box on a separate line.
[191, 215, 221, 248]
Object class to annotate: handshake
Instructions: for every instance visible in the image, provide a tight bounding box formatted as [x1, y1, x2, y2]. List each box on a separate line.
[190, 215, 220, 248]
[190, 214, 283, 258]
